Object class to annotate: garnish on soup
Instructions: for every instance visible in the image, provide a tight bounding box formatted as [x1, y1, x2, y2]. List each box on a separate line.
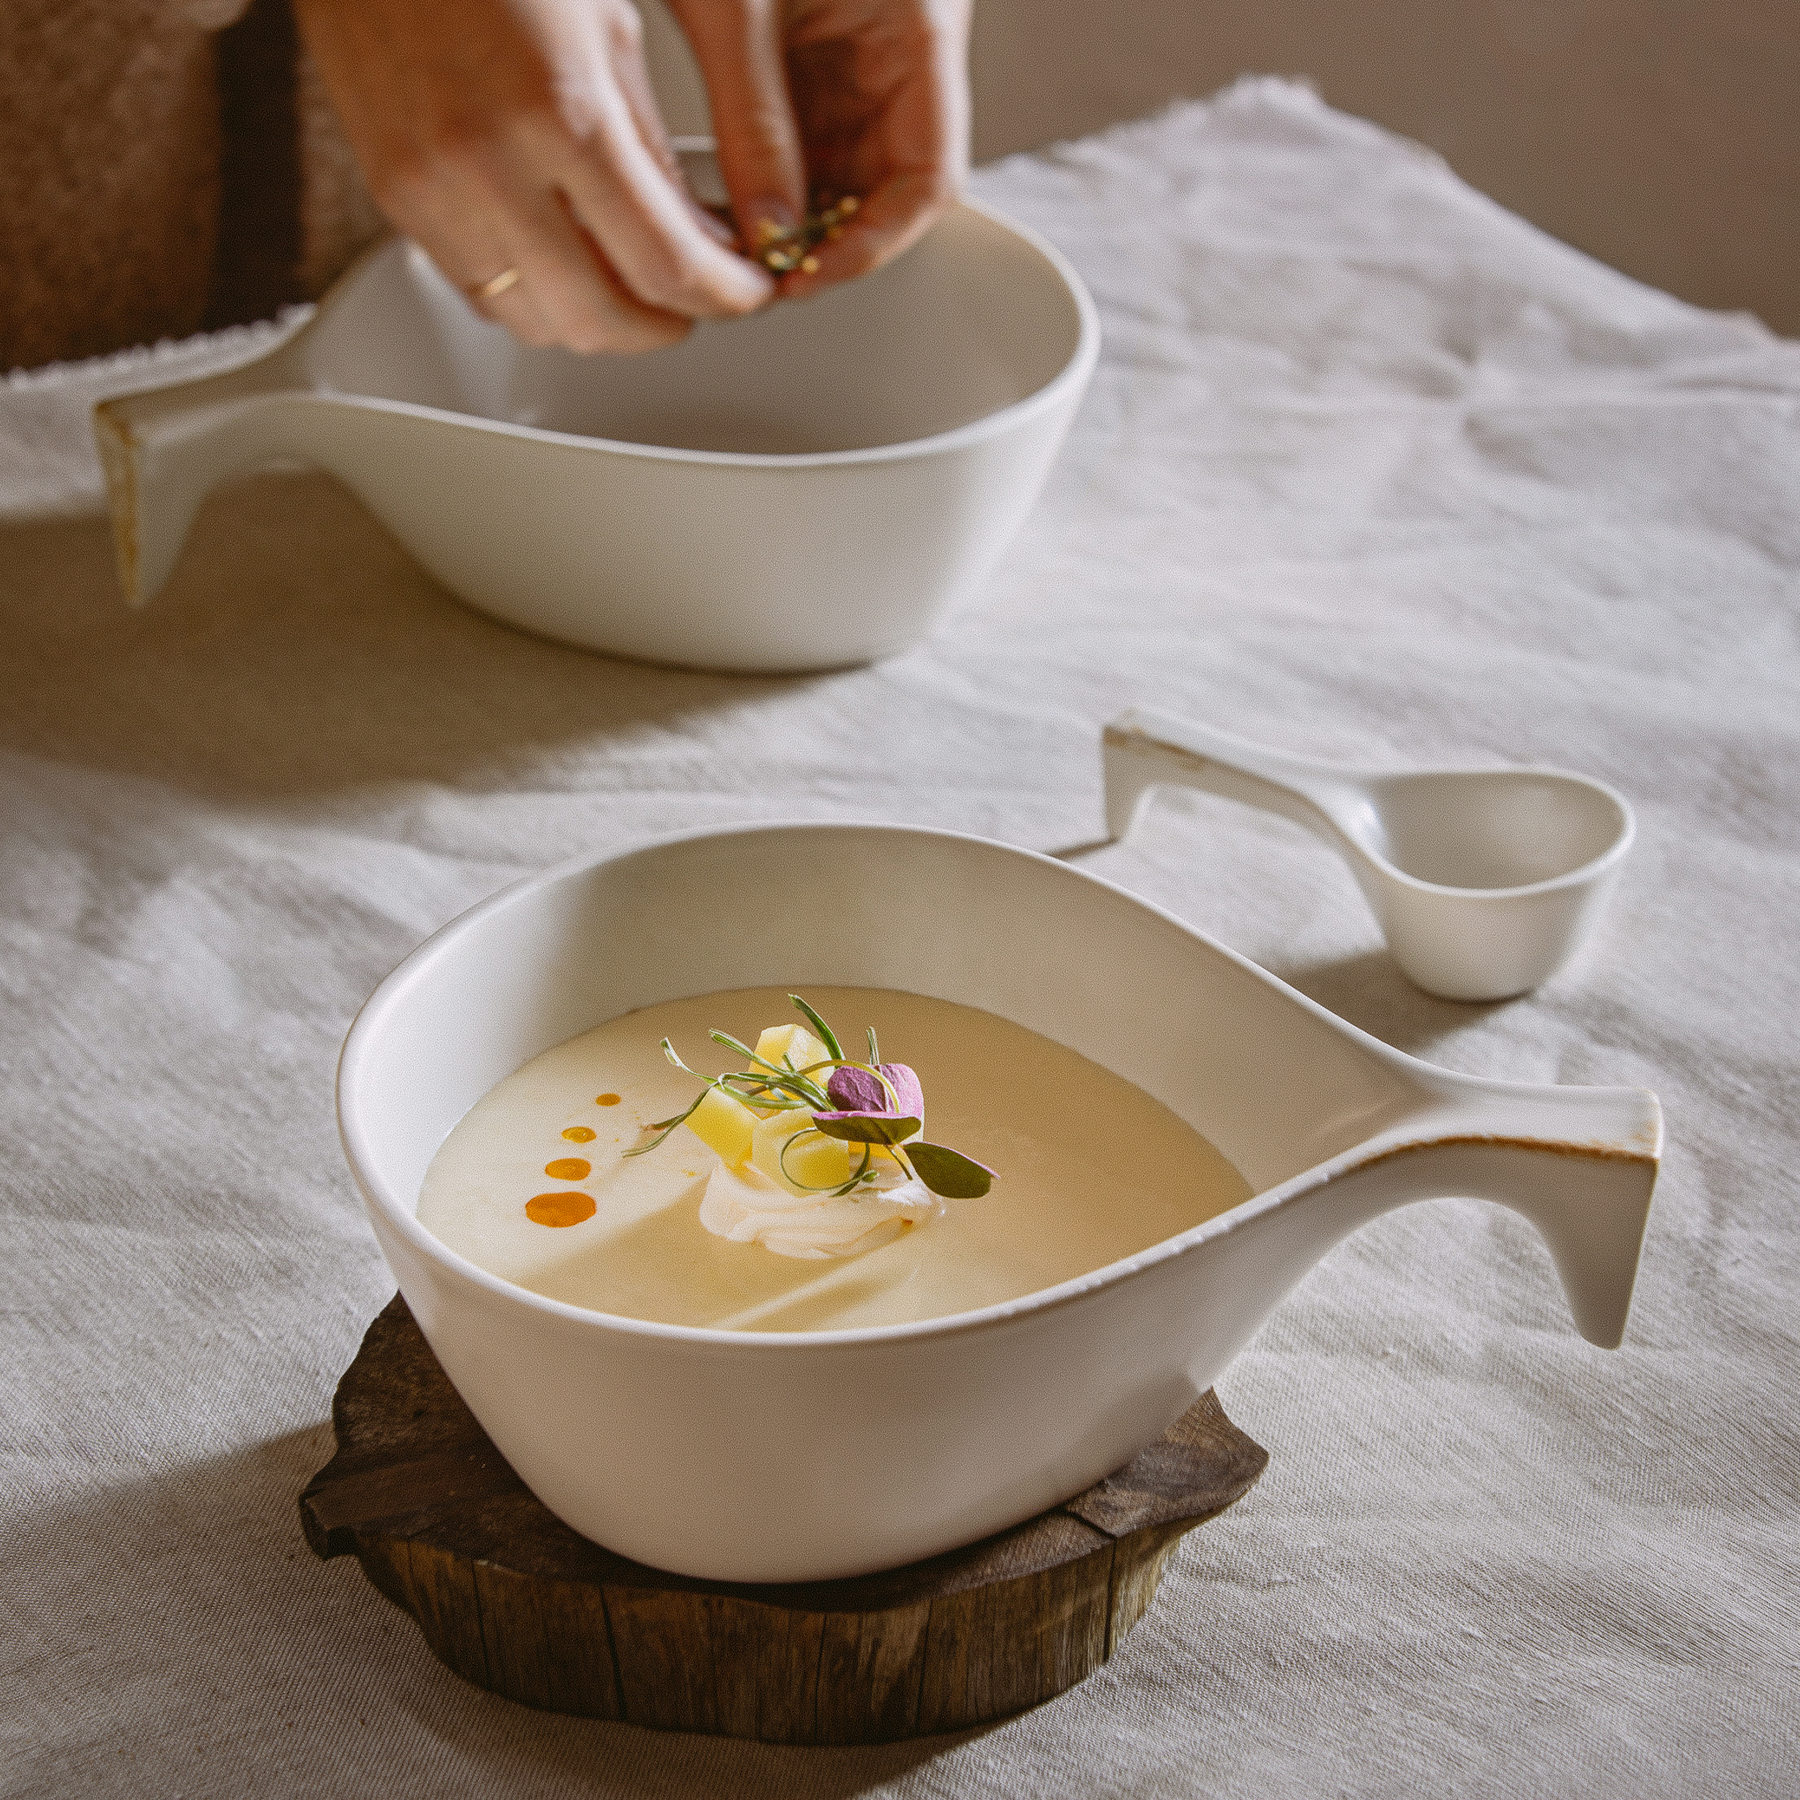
[626, 993, 994, 1260]
[416, 985, 1252, 1330]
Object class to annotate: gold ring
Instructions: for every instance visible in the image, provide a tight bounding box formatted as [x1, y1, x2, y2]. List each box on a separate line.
[470, 267, 522, 302]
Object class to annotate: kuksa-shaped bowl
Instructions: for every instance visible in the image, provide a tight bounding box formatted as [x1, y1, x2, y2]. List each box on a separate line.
[338, 825, 1660, 1583]
[94, 210, 1097, 673]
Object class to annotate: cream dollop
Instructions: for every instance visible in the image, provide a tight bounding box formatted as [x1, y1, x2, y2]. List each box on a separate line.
[698, 1159, 941, 1260]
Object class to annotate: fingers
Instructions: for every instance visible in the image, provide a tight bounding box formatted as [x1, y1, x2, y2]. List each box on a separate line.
[466, 269, 561, 347]
[292, 0, 774, 356]
[664, 0, 807, 245]
[458, 248, 689, 356]
[597, 7, 738, 250]
[775, 0, 971, 299]
[543, 1, 777, 320]
[776, 168, 950, 297]
[385, 139, 696, 354]
[542, 108, 776, 320]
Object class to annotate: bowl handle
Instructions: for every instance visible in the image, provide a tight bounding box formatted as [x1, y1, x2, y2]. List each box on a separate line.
[1226, 1083, 1660, 1352]
[1103, 708, 1363, 848]
[93, 351, 305, 607]
[1348, 1121, 1656, 1348]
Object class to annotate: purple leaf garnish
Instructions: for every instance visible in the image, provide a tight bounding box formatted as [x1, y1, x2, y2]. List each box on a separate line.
[825, 1065, 888, 1113]
[874, 1062, 923, 1119]
[823, 1061, 924, 1120]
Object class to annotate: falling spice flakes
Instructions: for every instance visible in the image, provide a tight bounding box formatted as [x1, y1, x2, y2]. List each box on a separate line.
[562, 1126, 597, 1143]
[544, 1157, 591, 1180]
[752, 193, 860, 274]
[525, 1192, 596, 1228]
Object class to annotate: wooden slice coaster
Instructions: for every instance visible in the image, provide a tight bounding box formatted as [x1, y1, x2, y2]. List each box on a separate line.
[301, 1296, 1267, 1743]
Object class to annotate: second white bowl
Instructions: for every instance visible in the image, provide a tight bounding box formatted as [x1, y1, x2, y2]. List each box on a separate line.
[96, 206, 1099, 673]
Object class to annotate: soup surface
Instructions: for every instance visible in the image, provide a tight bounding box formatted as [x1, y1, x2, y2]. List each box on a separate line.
[416, 986, 1250, 1333]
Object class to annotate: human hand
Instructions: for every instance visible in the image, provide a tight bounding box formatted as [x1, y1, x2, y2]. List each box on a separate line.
[672, 0, 970, 297]
[292, 0, 778, 353]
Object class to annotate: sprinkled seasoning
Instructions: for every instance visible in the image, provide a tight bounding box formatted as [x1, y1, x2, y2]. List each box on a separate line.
[752, 194, 861, 274]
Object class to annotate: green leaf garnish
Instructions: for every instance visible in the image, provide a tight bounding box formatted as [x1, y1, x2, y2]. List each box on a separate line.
[788, 993, 844, 1062]
[810, 1114, 922, 1145]
[623, 1090, 704, 1157]
[708, 1032, 832, 1107]
[901, 1142, 996, 1198]
[719, 1076, 810, 1112]
[729, 1069, 826, 1109]
[658, 1036, 814, 1113]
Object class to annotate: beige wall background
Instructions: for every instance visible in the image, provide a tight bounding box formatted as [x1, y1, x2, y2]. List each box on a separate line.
[643, 0, 1798, 336]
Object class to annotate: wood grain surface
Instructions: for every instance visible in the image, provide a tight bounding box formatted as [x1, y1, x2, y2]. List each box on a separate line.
[301, 1296, 1267, 1742]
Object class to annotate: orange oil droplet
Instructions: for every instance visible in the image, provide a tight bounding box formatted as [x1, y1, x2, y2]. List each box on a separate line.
[525, 1192, 596, 1228]
[561, 1126, 596, 1143]
[596, 1093, 622, 1106]
[544, 1157, 591, 1180]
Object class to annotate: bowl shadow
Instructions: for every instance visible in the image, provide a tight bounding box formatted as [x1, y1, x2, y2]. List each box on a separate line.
[7, 1423, 992, 1795]
[1265, 947, 1509, 1055]
[0, 471, 814, 805]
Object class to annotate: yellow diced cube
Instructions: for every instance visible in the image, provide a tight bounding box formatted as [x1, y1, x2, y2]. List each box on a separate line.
[752, 1023, 830, 1078]
[739, 1023, 832, 1114]
[684, 1085, 758, 1167]
[751, 1110, 851, 1194]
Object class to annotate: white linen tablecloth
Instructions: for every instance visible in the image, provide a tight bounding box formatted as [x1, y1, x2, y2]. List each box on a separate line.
[4, 80, 1798, 1798]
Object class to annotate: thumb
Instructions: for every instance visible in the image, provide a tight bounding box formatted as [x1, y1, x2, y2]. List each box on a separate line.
[666, 0, 807, 247]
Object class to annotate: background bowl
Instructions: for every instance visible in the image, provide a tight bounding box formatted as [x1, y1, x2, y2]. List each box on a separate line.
[97, 204, 1099, 672]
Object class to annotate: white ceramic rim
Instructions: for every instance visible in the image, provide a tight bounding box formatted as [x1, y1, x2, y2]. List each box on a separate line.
[338, 820, 1545, 1355]
[307, 199, 1102, 472]
[1359, 767, 1636, 900]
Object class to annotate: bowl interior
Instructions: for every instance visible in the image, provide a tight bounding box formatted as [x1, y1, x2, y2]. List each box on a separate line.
[296, 208, 1088, 457]
[342, 828, 1435, 1257]
[1367, 771, 1631, 890]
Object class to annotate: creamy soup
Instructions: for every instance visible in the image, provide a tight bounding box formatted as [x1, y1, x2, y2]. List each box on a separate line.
[416, 986, 1250, 1333]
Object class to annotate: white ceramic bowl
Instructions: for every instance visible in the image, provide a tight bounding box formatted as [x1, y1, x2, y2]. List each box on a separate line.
[95, 205, 1098, 672]
[337, 824, 1660, 1583]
